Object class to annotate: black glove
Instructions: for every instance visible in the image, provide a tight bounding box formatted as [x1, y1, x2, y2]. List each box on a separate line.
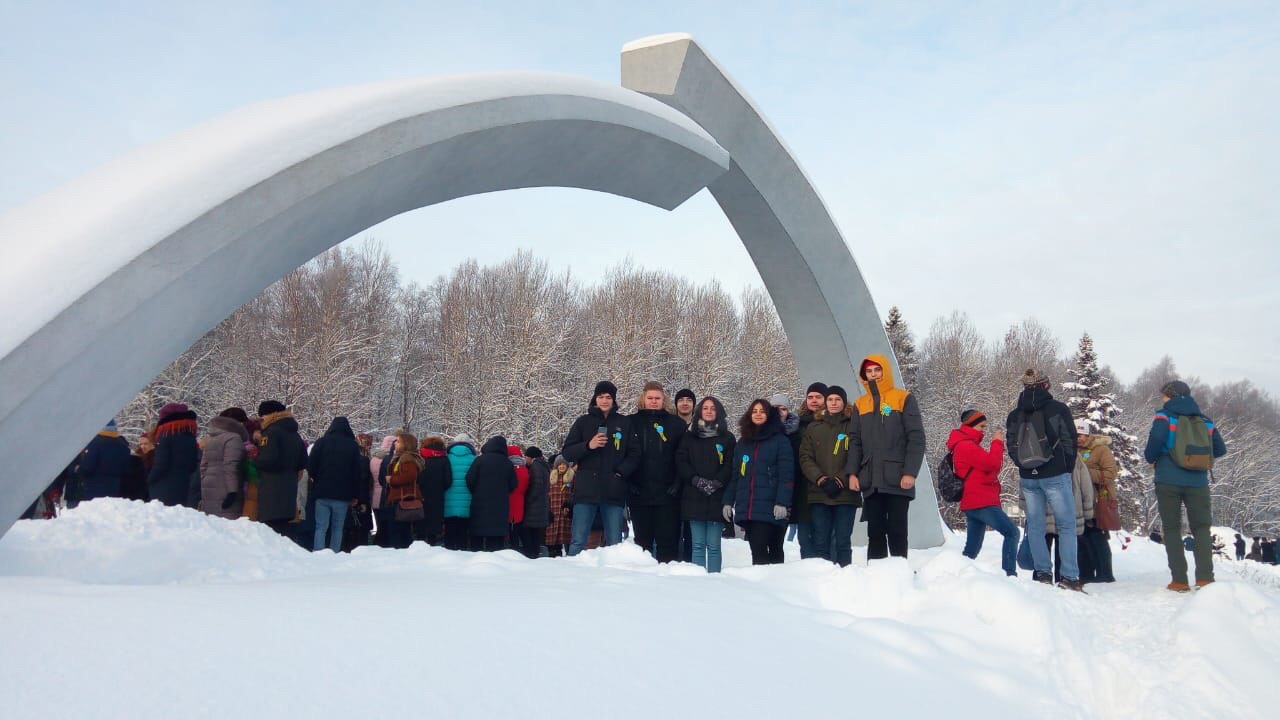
[666, 483, 680, 498]
[221, 491, 240, 509]
[821, 479, 843, 499]
[692, 475, 721, 497]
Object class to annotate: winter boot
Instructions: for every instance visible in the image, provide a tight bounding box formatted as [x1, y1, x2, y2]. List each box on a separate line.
[1195, 579, 1214, 588]
[1057, 578, 1086, 593]
[1032, 571, 1053, 585]
[1166, 581, 1191, 593]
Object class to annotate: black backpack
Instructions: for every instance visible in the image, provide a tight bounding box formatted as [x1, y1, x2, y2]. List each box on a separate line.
[936, 450, 968, 503]
[1010, 410, 1054, 470]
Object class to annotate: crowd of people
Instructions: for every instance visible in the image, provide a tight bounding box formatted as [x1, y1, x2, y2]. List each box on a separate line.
[30, 353, 1250, 593]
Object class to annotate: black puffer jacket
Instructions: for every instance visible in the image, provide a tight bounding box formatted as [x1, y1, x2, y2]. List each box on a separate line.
[523, 457, 551, 530]
[417, 447, 452, 530]
[628, 408, 687, 506]
[255, 410, 308, 522]
[560, 405, 638, 506]
[307, 417, 368, 503]
[675, 411, 736, 522]
[466, 436, 518, 537]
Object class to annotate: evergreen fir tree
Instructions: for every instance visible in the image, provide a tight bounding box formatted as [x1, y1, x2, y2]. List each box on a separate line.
[1063, 333, 1147, 529]
[884, 306, 918, 391]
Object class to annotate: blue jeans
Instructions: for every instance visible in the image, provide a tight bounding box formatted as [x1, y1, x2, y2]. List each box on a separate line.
[963, 505, 1020, 576]
[809, 504, 856, 566]
[313, 498, 348, 552]
[688, 520, 724, 573]
[568, 503, 624, 556]
[1021, 473, 1078, 580]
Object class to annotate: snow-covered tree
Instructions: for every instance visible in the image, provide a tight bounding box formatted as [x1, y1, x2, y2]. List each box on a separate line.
[884, 306, 918, 392]
[1062, 333, 1146, 530]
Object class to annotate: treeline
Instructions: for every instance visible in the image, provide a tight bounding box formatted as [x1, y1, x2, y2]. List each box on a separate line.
[116, 242, 1280, 535]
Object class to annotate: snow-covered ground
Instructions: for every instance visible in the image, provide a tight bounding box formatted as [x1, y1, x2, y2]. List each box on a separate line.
[1, 500, 1277, 719]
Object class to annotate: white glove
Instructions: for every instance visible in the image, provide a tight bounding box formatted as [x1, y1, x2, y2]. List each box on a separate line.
[773, 504, 788, 521]
[722, 504, 734, 523]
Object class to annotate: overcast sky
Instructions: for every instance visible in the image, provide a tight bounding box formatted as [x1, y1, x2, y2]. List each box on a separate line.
[2, 1, 1277, 395]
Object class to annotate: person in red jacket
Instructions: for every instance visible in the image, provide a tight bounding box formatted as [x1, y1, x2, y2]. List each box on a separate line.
[508, 444, 530, 551]
[948, 409, 1019, 577]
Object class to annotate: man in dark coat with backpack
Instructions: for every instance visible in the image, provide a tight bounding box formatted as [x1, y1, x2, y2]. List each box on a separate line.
[1144, 380, 1227, 592]
[1005, 369, 1083, 591]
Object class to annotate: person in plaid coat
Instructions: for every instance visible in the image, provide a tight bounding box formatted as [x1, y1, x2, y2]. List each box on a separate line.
[544, 456, 575, 556]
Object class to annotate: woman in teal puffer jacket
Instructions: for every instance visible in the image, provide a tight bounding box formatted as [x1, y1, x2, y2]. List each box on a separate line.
[443, 434, 477, 550]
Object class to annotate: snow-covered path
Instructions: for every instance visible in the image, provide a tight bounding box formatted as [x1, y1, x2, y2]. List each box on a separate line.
[0, 500, 1276, 719]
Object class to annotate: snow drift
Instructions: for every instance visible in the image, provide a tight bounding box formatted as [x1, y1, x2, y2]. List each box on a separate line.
[0, 499, 1277, 719]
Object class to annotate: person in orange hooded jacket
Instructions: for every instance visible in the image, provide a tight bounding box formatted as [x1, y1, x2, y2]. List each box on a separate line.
[843, 354, 926, 560]
[949, 409, 1019, 576]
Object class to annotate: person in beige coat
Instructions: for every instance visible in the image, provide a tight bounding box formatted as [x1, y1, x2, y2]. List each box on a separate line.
[198, 410, 249, 519]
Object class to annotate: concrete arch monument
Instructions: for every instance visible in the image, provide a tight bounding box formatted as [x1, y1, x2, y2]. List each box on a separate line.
[0, 37, 943, 547]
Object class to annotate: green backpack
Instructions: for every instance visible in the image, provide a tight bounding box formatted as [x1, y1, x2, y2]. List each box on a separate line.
[1168, 415, 1214, 471]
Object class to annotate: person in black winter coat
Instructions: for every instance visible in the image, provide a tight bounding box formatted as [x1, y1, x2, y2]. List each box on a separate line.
[148, 403, 200, 507]
[561, 381, 639, 555]
[417, 436, 453, 545]
[675, 396, 735, 573]
[254, 401, 309, 538]
[306, 417, 369, 552]
[628, 381, 688, 563]
[520, 447, 551, 558]
[76, 420, 132, 502]
[466, 436, 518, 551]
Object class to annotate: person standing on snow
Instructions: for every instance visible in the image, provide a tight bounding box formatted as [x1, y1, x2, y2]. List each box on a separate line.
[1077, 419, 1118, 583]
[799, 386, 861, 567]
[306, 417, 368, 552]
[148, 403, 201, 508]
[789, 382, 828, 555]
[1234, 534, 1246, 561]
[507, 444, 530, 552]
[198, 409, 249, 519]
[253, 401, 308, 538]
[442, 434, 477, 550]
[1005, 370, 1084, 591]
[1145, 380, 1227, 592]
[467, 436, 519, 552]
[675, 396, 735, 572]
[521, 446, 551, 559]
[845, 355, 925, 561]
[951, 410, 1019, 577]
[384, 433, 426, 549]
[544, 456, 575, 557]
[724, 399, 795, 565]
[416, 436, 453, 546]
[627, 381, 687, 563]
[561, 381, 638, 555]
[76, 419, 132, 503]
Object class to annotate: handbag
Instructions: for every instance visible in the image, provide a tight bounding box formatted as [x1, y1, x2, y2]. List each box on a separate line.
[395, 496, 425, 523]
[1094, 487, 1121, 531]
[1017, 534, 1034, 571]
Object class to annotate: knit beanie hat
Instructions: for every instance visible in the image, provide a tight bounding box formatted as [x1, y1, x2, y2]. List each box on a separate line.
[1074, 419, 1090, 435]
[675, 388, 697, 404]
[960, 410, 986, 427]
[768, 393, 790, 409]
[257, 400, 286, 416]
[524, 446, 544, 459]
[104, 419, 118, 433]
[158, 402, 189, 422]
[218, 407, 249, 423]
[805, 382, 829, 397]
[592, 381, 617, 402]
[826, 385, 848, 404]
[1161, 380, 1191, 398]
[1021, 369, 1049, 388]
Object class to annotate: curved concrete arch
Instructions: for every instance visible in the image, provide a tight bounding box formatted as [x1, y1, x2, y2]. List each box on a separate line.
[622, 34, 945, 548]
[0, 72, 730, 534]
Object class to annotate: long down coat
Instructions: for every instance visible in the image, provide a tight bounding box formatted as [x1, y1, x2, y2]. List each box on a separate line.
[466, 436, 518, 538]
